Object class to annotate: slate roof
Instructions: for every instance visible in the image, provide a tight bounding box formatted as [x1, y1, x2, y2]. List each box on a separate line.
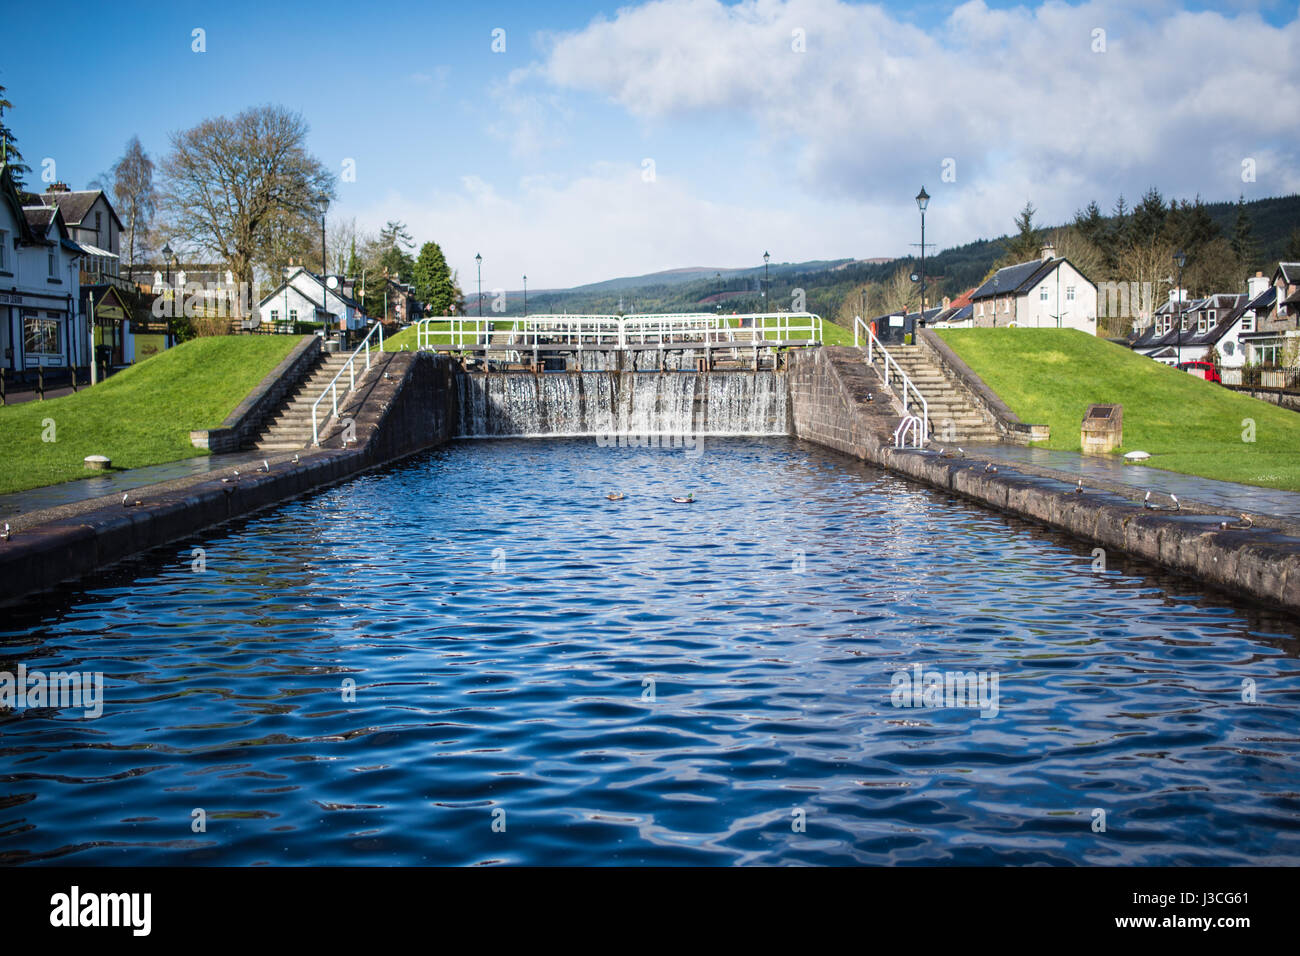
[1131, 293, 1247, 353]
[970, 259, 1057, 300]
[1275, 262, 1300, 284]
[39, 189, 123, 231]
[22, 206, 56, 234]
[259, 266, 367, 316]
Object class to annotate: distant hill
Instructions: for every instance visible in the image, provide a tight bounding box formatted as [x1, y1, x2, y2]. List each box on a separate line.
[496, 194, 1299, 322]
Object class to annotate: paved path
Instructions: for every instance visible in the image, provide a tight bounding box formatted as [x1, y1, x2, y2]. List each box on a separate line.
[968, 444, 1300, 522]
[0, 451, 277, 520]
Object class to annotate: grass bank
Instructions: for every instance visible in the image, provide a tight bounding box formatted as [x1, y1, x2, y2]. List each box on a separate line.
[938, 328, 1300, 492]
[0, 336, 298, 495]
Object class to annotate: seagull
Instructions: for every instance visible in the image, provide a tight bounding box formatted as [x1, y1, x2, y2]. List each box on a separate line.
[261, 460, 270, 472]
[1218, 513, 1254, 530]
[939, 447, 965, 459]
[1, 523, 9, 541]
[292, 453, 300, 464]
[121, 493, 141, 507]
[1073, 478, 1084, 494]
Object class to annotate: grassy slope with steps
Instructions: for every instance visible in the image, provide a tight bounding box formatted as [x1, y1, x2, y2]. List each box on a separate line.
[938, 328, 1300, 492]
[0, 336, 298, 495]
[253, 353, 355, 451]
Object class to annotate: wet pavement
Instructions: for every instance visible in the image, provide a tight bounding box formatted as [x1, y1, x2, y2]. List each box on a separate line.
[0, 450, 278, 520]
[969, 444, 1300, 521]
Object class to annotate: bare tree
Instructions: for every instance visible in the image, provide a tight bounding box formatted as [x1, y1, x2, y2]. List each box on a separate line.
[109, 136, 156, 275]
[878, 266, 919, 315]
[158, 105, 334, 317]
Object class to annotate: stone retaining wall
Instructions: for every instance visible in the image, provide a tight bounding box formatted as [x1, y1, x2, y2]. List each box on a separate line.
[2, 351, 459, 604]
[787, 345, 1300, 613]
[917, 329, 1050, 443]
[190, 334, 322, 452]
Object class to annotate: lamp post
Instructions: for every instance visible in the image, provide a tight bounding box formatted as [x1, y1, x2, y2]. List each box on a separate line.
[1173, 249, 1186, 367]
[762, 251, 770, 313]
[916, 187, 930, 316]
[523, 274, 527, 317]
[475, 253, 483, 317]
[316, 193, 329, 337]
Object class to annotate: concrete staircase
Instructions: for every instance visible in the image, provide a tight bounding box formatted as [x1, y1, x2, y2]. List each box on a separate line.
[878, 344, 1000, 444]
[252, 353, 355, 451]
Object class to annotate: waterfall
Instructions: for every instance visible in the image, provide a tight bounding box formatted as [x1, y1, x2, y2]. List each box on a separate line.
[455, 371, 788, 438]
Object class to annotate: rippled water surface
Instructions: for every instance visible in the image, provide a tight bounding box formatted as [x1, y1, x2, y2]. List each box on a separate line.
[3, 438, 1299, 865]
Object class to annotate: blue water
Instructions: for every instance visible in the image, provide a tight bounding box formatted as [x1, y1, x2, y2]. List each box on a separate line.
[2, 438, 1299, 865]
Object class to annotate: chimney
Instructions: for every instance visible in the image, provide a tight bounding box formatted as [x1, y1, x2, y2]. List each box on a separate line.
[1247, 272, 1268, 301]
[1040, 242, 1055, 262]
[942, 296, 951, 308]
[45, 182, 70, 193]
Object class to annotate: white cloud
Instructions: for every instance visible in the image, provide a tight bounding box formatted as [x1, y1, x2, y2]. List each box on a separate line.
[534, 0, 1300, 214]
[357, 0, 1300, 287]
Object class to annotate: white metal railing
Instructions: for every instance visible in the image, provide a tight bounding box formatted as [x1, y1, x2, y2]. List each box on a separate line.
[410, 312, 822, 353]
[310, 322, 385, 446]
[894, 415, 923, 448]
[853, 315, 928, 445]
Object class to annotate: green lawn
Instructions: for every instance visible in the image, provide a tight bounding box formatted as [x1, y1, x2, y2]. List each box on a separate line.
[938, 328, 1300, 492]
[0, 336, 298, 495]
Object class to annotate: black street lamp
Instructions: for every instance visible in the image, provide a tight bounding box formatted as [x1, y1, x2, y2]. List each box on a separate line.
[1173, 249, 1187, 366]
[762, 251, 770, 311]
[916, 187, 930, 316]
[161, 242, 175, 287]
[523, 274, 527, 317]
[316, 193, 329, 334]
[475, 253, 483, 317]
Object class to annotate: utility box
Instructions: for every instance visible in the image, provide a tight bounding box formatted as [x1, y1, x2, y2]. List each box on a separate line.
[1081, 404, 1122, 455]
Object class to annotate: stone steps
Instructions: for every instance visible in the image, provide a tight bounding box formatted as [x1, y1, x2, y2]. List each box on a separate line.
[869, 345, 999, 444]
[251, 353, 358, 450]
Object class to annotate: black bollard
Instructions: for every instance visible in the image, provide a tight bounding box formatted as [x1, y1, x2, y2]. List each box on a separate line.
[0, 367, 5, 406]
[71, 365, 78, 392]
[37, 365, 44, 401]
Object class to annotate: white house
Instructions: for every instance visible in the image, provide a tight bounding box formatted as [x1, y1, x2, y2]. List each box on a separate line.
[256, 266, 368, 334]
[0, 163, 88, 380]
[968, 244, 1098, 333]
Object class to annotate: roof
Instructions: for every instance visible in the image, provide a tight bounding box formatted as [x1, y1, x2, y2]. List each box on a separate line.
[1275, 262, 1300, 284]
[259, 266, 367, 316]
[1131, 292, 1248, 352]
[1245, 286, 1276, 312]
[22, 206, 56, 233]
[39, 189, 124, 231]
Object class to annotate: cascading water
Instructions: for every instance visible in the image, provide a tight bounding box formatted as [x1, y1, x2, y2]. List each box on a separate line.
[455, 370, 789, 438]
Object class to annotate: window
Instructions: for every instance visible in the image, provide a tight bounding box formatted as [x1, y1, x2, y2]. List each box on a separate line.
[1040, 287, 1048, 301]
[48, 252, 56, 276]
[0, 228, 7, 269]
[1197, 316, 1207, 333]
[1241, 313, 1255, 333]
[289, 309, 298, 323]
[23, 311, 61, 355]
[270, 310, 279, 323]
[95, 211, 102, 233]
[1066, 285, 1075, 301]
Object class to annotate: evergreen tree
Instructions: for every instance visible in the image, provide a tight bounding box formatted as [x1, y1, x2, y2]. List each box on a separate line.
[1073, 200, 1105, 246]
[1287, 227, 1300, 262]
[0, 84, 31, 187]
[1001, 200, 1041, 263]
[412, 241, 456, 315]
[346, 237, 359, 276]
[1230, 194, 1257, 269]
[1107, 195, 1131, 255]
[1131, 187, 1167, 245]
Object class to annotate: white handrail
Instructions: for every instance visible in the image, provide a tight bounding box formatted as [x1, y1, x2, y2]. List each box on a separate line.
[310, 323, 385, 446]
[894, 415, 923, 448]
[853, 315, 928, 444]
[412, 312, 822, 352]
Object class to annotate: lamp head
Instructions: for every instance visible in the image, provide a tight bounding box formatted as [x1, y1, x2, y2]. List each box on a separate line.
[916, 187, 930, 211]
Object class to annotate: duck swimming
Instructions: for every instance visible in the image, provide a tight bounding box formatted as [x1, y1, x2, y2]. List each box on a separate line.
[671, 493, 696, 504]
[606, 492, 625, 501]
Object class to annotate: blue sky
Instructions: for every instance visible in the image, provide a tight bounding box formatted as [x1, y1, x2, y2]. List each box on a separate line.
[3, 0, 1298, 289]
